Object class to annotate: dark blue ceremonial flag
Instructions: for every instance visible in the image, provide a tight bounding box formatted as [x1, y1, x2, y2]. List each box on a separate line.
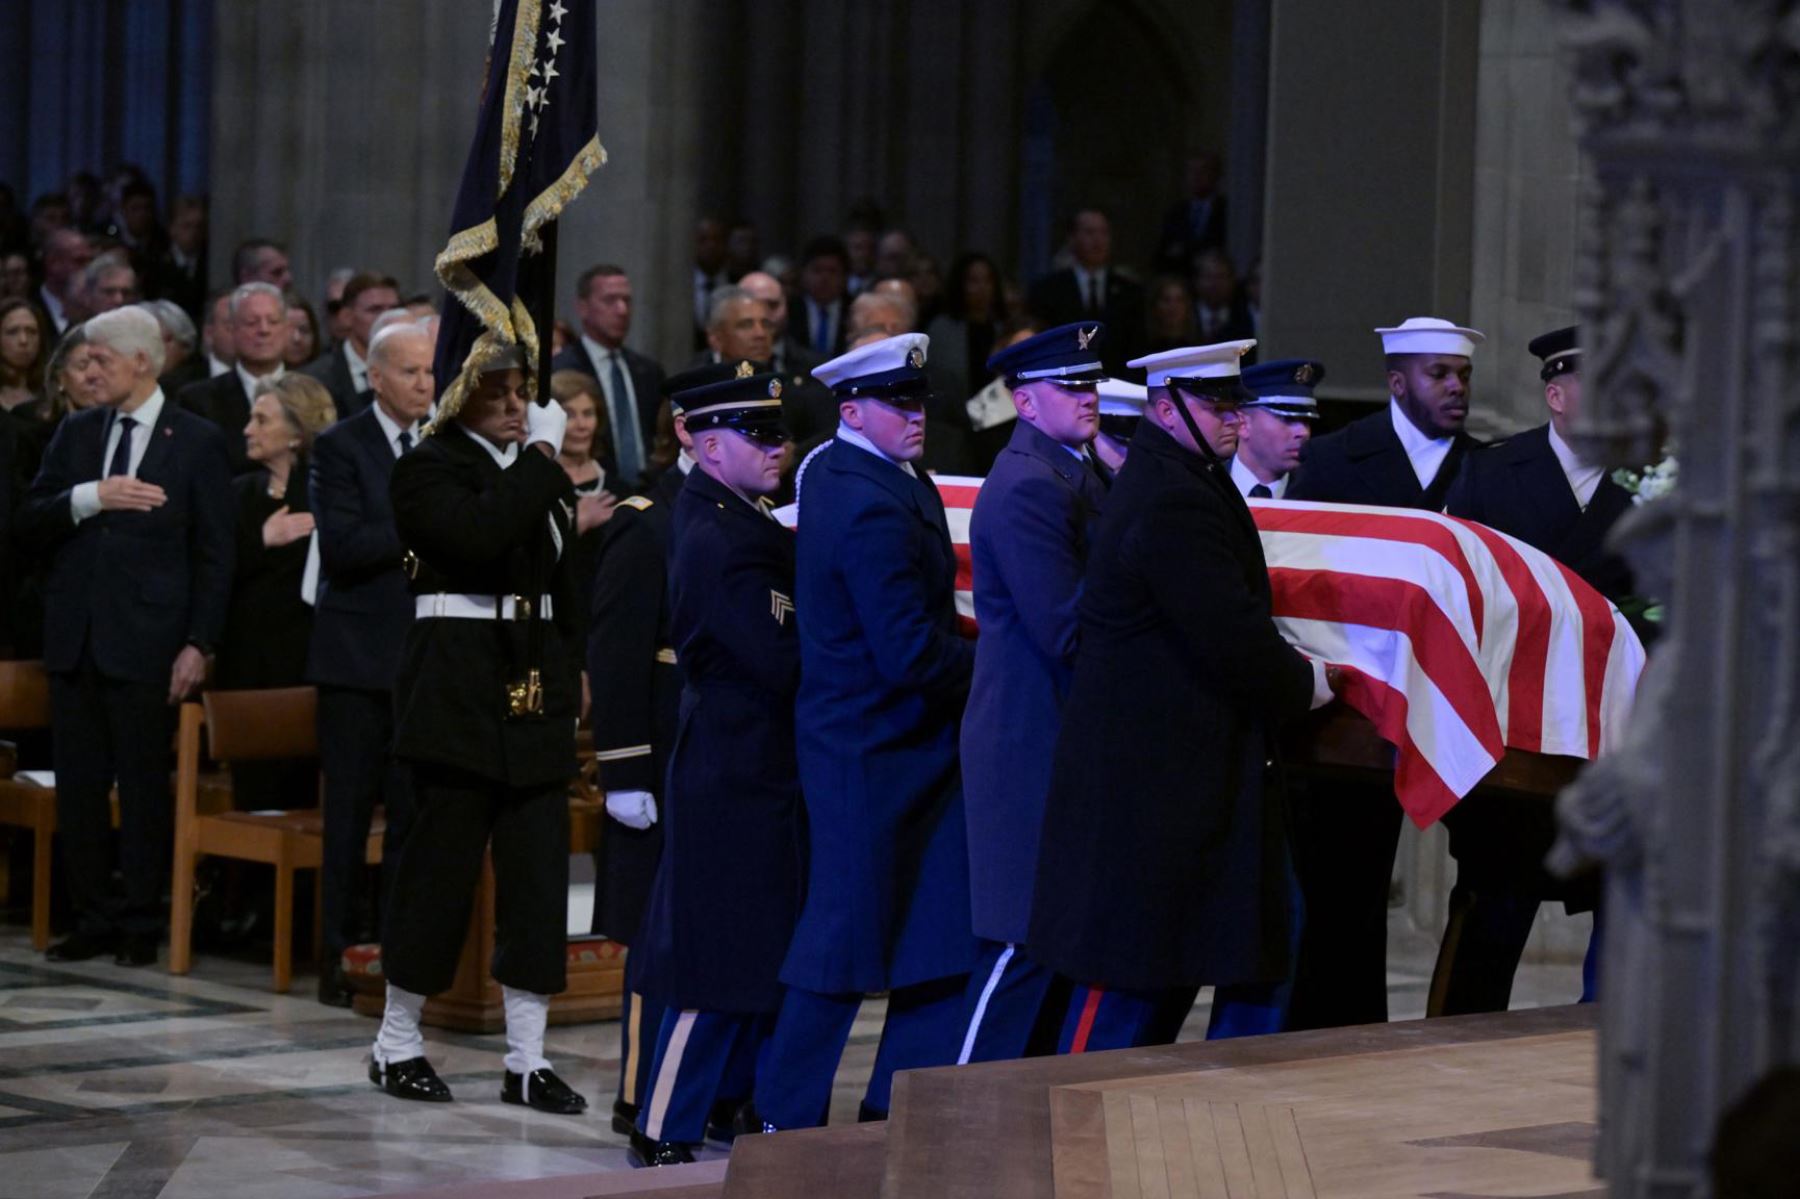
[432, 0, 605, 422]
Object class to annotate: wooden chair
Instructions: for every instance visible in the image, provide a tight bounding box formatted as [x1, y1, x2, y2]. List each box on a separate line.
[169, 686, 381, 992]
[0, 661, 55, 950]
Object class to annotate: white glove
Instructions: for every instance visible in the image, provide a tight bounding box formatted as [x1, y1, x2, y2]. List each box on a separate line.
[605, 789, 658, 830]
[1308, 658, 1336, 711]
[525, 398, 568, 452]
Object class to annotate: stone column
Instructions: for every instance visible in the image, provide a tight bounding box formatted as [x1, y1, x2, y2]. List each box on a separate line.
[1551, 3, 1800, 1193]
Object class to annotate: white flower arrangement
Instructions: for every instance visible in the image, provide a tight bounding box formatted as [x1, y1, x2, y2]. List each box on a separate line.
[1612, 454, 1678, 506]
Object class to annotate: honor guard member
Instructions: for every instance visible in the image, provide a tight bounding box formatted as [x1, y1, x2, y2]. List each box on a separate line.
[1028, 340, 1336, 1052]
[1438, 325, 1622, 1013]
[627, 363, 806, 1166]
[1093, 376, 1147, 477]
[368, 349, 588, 1115]
[1231, 358, 1322, 499]
[588, 381, 695, 1136]
[957, 322, 1109, 1065]
[754, 333, 978, 1129]
[1284, 316, 1486, 1030]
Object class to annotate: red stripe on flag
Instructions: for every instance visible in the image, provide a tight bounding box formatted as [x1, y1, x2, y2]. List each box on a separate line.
[1269, 568, 1504, 758]
[1448, 522, 1551, 753]
[936, 483, 983, 511]
[1253, 507, 1487, 645]
[1334, 667, 1466, 826]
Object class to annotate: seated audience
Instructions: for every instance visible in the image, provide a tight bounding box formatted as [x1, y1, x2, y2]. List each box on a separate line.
[924, 252, 1004, 402]
[179, 281, 291, 475]
[0, 297, 50, 415]
[141, 299, 204, 395]
[287, 298, 322, 369]
[1146, 275, 1198, 353]
[304, 272, 399, 417]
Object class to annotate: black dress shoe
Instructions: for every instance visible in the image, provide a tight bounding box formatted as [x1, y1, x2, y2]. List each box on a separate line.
[369, 1056, 453, 1102]
[114, 935, 157, 967]
[611, 1097, 640, 1136]
[317, 960, 353, 1008]
[46, 932, 115, 962]
[501, 1068, 588, 1114]
[627, 1127, 696, 1168]
[706, 1098, 759, 1144]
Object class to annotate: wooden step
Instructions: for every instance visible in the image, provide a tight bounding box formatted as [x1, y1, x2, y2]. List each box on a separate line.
[720, 1120, 888, 1199]
[372, 1160, 725, 1199]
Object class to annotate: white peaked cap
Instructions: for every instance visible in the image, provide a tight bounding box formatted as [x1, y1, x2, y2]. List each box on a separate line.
[1374, 317, 1485, 357]
[1125, 339, 1257, 388]
[1097, 377, 1148, 416]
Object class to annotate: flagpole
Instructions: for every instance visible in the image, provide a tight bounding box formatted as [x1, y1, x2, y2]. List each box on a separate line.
[532, 221, 558, 407]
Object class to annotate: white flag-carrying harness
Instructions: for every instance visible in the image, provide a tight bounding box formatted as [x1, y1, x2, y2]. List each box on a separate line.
[929, 477, 1646, 828]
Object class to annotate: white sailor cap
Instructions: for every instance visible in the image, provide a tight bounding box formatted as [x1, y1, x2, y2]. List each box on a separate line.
[1374, 317, 1485, 358]
[1126, 339, 1256, 389]
[1096, 377, 1147, 416]
[812, 332, 931, 397]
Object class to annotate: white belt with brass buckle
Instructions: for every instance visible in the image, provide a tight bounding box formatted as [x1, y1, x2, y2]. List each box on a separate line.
[415, 593, 555, 621]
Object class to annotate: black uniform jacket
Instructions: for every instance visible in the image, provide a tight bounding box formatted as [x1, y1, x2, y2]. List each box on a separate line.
[1287, 405, 1481, 510]
[389, 422, 578, 788]
[630, 468, 804, 1013]
[1028, 420, 1316, 992]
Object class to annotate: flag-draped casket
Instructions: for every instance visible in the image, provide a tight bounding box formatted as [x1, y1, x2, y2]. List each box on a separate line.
[929, 477, 1646, 827]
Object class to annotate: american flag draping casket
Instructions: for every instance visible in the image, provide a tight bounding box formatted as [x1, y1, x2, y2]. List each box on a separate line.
[930, 476, 1647, 828]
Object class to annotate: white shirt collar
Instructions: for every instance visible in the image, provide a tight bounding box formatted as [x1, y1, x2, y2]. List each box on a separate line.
[236, 361, 284, 402]
[835, 420, 918, 478]
[1229, 454, 1286, 498]
[207, 354, 231, 378]
[468, 428, 520, 469]
[1072, 263, 1107, 293]
[1389, 398, 1453, 490]
[370, 401, 422, 455]
[117, 385, 165, 431]
[39, 285, 65, 327]
[676, 449, 696, 475]
[1546, 422, 1604, 509]
[580, 332, 616, 367]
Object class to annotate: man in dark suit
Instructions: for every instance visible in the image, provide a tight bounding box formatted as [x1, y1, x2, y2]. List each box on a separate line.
[1028, 207, 1147, 378]
[306, 320, 432, 1006]
[586, 408, 687, 1137]
[627, 364, 804, 1167]
[152, 194, 207, 319]
[18, 306, 234, 965]
[1029, 341, 1334, 1052]
[754, 333, 977, 1130]
[178, 282, 292, 476]
[793, 236, 851, 360]
[1436, 325, 1619, 1015]
[1192, 250, 1257, 348]
[1284, 315, 1487, 1030]
[736, 270, 835, 452]
[956, 323, 1109, 1065]
[368, 350, 586, 1114]
[304, 273, 399, 419]
[550, 264, 664, 494]
[1155, 152, 1228, 276]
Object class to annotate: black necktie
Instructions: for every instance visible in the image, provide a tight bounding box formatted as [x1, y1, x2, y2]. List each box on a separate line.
[1086, 275, 1101, 313]
[108, 415, 136, 478]
[1249, 483, 1273, 499]
[397, 429, 413, 456]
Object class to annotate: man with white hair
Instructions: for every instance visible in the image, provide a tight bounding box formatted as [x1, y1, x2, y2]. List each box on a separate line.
[80, 252, 140, 318]
[179, 281, 291, 474]
[18, 306, 234, 966]
[306, 321, 433, 1007]
[141, 299, 204, 395]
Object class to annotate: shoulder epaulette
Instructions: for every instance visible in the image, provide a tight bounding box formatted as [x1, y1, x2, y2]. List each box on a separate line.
[620, 496, 654, 511]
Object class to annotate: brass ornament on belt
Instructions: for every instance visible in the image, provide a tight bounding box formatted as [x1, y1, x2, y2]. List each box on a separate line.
[507, 668, 544, 718]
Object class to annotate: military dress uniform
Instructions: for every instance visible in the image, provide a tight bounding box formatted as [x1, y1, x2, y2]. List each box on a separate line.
[587, 456, 686, 1133]
[628, 365, 805, 1164]
[1437, 325, 1619, 1013]
[1284, 317, 1486, 1030]
[956, 323, 1109, 1065]
[754, 333, 979, 1129]
[368, 390, 586, 1115]
[1028, 341, 1330, 1052]
[1228, 358, 1324, 499]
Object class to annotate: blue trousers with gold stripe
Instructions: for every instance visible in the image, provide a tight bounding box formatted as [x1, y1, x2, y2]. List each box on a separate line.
[637, 1008, 770, 1144]
[617, 989, 667, 1114]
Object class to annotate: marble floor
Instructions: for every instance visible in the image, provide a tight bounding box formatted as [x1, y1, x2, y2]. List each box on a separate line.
[0, 910, 1588, 1199]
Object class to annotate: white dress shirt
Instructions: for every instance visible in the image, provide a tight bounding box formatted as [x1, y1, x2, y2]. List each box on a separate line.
[207, 354, 231, 378]
[1071, 264, 1108, 312]
[344, 342, 370, 395]
[580, 334, 640, 440]
[1229, 455, 1287, 499]
[371, 402, 423, 458]
[835, 421, 917, 478]
[1389, 399, 1453, 491]
[1546, 422, 1604, 509]
[70, 388, 166, 523]
[39, 285, 67, 333]
[802, 297, 842, 355]
[236, 361, 284, 404]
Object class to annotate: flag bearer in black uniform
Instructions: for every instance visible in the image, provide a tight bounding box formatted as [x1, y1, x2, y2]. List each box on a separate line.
[366, 350, 588, 1115]
[626, 362, 805, 1166]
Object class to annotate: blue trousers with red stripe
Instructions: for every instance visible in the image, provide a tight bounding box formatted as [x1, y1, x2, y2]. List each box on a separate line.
[753, 975, 968, 1129]
[1055, 977, 1297, 1054]
[637, 1008, 771, 1144]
